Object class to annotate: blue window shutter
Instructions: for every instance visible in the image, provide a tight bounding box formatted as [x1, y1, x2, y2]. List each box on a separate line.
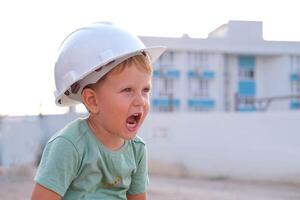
[290, 101, 300, 109]
[188, 99, 215, 109]
[290, 73, 299, 81]
[166, 70, 180, 78]
[153, 70, 160, 77]
[238, 55, 255, 69]
[188, 70, 196, 78]
[152, 98, 180, 108]
[202, 70, 215, 80]
[238, 81, 256, 96]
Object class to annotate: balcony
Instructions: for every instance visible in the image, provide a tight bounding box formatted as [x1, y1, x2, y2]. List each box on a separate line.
[153, 69, 180, 78]
[188, 99, 215, 109]
[152, 98, 180, 109]
[187, 70, 215, 80]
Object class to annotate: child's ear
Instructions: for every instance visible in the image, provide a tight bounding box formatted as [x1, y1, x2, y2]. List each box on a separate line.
[81, 88, 99, 114]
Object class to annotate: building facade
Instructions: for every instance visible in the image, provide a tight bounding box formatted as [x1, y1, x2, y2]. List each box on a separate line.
[140, 21, 300, 112]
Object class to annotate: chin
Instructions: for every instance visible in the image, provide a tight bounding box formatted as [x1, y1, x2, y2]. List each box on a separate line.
[122, 132, 138, 140]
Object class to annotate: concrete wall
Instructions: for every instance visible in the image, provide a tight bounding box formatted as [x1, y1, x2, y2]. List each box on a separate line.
[257, 55, 291, 110]
[208, 53, 223, 111]
[1, 112, 300, 184]
[140, 112, 300, 183]
[214, 53, 225, 111]
[226, 54, 239, 111]
[0, 116, 42, 166]
[0, 113, 79, 166]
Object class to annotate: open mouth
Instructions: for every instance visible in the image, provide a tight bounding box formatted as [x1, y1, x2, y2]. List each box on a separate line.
[126, 113, 142, 131]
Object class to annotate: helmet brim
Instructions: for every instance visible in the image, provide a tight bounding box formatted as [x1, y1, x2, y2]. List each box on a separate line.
[55, 46, 167, 107]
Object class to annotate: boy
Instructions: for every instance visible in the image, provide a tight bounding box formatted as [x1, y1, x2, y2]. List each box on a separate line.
[31, 22, 166, 200]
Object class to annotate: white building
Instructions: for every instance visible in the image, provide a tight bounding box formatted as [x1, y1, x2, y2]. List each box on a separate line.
[140, 20, 300, 112]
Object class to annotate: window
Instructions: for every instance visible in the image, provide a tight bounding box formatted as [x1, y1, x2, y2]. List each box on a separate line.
[189, 78, 209, 98]
[151, 51, 180, 112]
[188, 52, 209, 68]
[292, 81, 300, 94]
[159, 78, 174, 96]
[291, 56, 300, 95]
[237, 55, 256, 111]
[187, 52, 214, 112]
[291, 56, 300, 72]
[290, 56, 300, 110]
[188, 52, 212, 98]
[237, 96, 256, 111]
[239, 69, 255, 80]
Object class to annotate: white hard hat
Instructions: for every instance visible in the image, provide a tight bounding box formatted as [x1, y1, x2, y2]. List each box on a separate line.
[54, 22, 166, 106]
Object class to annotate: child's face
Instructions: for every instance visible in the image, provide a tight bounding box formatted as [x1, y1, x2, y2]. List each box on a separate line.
[92, 64, 151, 140]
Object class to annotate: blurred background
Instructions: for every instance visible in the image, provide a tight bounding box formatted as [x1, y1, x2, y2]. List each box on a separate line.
[1, 0, 300, 199]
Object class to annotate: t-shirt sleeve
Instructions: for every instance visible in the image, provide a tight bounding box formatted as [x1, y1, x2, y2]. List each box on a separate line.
[128, 144, 148, 194]
[34, 136, 80, 197]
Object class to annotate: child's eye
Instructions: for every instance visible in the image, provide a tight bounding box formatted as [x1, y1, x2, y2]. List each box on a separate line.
[143, 87, 151, 93]
[122, 88, 132, 93]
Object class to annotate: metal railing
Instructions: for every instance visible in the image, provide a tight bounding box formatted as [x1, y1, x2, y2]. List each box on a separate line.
[235, 94, 300, 111]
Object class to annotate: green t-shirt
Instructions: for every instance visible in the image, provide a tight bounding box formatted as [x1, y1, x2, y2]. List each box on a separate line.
[35, 118, 148, 200]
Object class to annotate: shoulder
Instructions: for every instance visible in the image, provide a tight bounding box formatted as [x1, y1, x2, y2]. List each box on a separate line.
[129, 135, 147, 161]
[49, 118, 87, 144]
[47, 118, 89, 154]
[132, 135, 146, 146]
[130, 135, 146, 153]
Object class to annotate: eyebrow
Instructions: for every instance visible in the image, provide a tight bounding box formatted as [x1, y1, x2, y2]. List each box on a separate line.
[119, 83, 151, 89]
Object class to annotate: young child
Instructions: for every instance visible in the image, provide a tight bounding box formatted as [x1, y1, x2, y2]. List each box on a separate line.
[31, 22, 166, 200]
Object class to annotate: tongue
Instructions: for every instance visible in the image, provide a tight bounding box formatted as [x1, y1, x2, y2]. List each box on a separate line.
[126, 116, 136, 125]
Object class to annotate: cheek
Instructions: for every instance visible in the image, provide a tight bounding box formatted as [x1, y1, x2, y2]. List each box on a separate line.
[107, 98, 131, 117]
[100, 105, 125, 127]
[144, 100, 150, 113]
[99, 98, 122, 118]
[146, 95, 151, 106]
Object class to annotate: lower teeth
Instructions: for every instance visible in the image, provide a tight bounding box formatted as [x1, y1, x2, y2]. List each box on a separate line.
[127, 122, 136, 128]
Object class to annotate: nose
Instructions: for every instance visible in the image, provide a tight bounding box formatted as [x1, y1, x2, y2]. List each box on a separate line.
[133, 93, 148, 106]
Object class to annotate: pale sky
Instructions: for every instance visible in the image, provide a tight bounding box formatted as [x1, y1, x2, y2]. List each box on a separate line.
[1, 0, 300, 116]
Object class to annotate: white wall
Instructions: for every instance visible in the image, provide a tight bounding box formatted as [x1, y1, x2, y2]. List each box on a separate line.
[175, 51, 188, 112]
[0, 117, 42, 166]
[140, 112, 300, 183]
[1, 112, 300, 184]
[0, 114, 79, 166]
[257, 55, 291, 110]
[226, 21, 263, 42]
[212, 53, 225, 111]
[226, 54, 239, 111]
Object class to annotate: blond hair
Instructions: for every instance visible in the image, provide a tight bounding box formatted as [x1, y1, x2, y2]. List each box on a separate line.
[84, 54, 152, 90]
[108, 54, 152, 76]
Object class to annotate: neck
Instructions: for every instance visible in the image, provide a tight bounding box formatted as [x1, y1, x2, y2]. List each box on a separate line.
[86, 116, 125, 151]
